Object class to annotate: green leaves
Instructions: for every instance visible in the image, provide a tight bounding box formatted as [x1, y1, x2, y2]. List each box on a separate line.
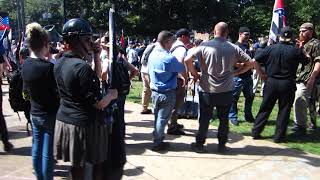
[3, 0, 320, 39]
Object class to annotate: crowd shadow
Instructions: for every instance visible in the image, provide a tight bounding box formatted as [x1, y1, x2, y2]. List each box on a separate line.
[126, 119, 154, 128]
[127, 139, 320, 167]
[9, 129, 31, 140]
[0, 146, 31, 156]
[125, 118, 320, 167]
[123, 166, 144, 177]
[125, 109, 133, 114]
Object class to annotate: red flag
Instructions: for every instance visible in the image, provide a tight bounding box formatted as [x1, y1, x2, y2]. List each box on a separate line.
[120, 30, 125, 47]
[268, 0, 286, 44]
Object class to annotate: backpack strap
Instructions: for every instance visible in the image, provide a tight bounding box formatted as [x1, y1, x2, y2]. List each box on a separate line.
[141, 44, 156, 65]
[170, 44, 187, 53]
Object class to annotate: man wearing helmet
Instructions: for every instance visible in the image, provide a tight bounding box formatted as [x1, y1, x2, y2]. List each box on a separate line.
[54, 18, 118, 180]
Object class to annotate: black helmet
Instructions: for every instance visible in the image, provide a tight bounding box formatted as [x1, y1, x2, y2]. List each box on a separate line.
[62, 18, 92, 38]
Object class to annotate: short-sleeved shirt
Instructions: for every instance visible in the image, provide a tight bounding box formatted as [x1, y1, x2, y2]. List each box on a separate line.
[235, 42, 253, 79]
[127, 48, 138, 64]
[140, 43, 155, 74]
[254, 42, 309, 80]
[22, 57, 59, 115]
[148, 44, 185, 92]
[54, 53, 102, 126]
[296, 38, 320, 82]
[171, 40, 188, 61]
[191, 37, 251, 93]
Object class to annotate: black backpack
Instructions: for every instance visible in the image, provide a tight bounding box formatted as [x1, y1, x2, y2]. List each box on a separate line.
[8, 70, 29, 112]
[105, 57, 131, 96]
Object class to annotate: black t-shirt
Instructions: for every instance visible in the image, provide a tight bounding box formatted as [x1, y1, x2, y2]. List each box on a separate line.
[235, 42, 253, 79]
[54, 54, 102, 126]
[254, 42, 309, 80]
[22, 57, 59, 115]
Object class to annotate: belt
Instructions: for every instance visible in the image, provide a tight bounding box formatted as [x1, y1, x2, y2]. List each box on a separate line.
[151, 89, 175, 93]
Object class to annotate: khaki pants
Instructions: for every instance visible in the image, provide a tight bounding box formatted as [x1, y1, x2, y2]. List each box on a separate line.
[293, 83, 312, 129]
[141, 73, 151, 110]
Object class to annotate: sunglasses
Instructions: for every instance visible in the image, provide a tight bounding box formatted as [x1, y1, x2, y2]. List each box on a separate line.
[299, 29, 309, 33]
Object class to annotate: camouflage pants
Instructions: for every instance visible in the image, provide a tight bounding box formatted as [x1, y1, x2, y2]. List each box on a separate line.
[309, 84, 320, 127]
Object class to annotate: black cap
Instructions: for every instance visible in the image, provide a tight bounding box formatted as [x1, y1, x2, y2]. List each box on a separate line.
[279, 26, 293, 42]
[62, 18, 93, 37]
[239, 27, 250, 33]
[175, 28, 190, 38]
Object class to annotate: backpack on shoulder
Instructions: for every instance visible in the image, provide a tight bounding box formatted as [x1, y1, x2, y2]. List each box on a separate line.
[8, 70, 29, 112]
[141, 44, 155, 66]
[8, 69, 32, 135]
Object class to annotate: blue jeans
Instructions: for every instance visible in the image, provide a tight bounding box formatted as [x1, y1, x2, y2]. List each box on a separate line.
[151, 90, 176, 145]
[229, 76, 254, 121]
[31, 114, 56, 180]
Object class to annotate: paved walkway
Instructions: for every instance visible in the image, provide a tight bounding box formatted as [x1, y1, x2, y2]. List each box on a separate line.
[0, 83, 320, 180]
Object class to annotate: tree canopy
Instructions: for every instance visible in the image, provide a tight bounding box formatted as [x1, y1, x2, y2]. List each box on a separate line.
[1, 0, 319, 40]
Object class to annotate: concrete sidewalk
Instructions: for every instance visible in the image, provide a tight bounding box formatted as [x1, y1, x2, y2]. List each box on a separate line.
[0, 83, 320, 180]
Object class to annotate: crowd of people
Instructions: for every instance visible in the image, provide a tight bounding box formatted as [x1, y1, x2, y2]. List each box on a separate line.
[0, 17, 319, 180]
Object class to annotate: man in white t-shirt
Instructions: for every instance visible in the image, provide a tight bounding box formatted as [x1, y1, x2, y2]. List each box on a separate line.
[168, 28, 190, 135]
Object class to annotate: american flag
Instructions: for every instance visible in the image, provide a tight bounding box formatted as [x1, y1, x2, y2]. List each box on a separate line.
[268, 0, 286, 44]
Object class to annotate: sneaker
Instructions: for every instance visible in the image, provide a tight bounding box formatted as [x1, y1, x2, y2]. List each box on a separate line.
[167, 127, 186, 135]
[217, 144, 229, 153]
[291, 125, 307, 132]
[176, 123, 184, 129]
[290, 130, 306, 137]
[3, 142, 14, 152]
[230, 119, 239, 126]
[252, 134, 263, 140]
[309, 123, 317, 131]
[168, 123, 184, 129]
[151, 142, 170, 152]
[290, 126, 306, 136]
[191, 142, 207, 153]
[141, 109, 152, 114]
[273, 138, 286, 143]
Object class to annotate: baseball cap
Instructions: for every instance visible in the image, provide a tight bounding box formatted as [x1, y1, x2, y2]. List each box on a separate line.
[300, 22, 314, 31]
[279, 26, 293, 42]
[175, 28, 190, 38]
[239, 27, 250, 33]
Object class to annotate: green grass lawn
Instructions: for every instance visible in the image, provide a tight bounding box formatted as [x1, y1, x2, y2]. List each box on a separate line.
[127, 79, 320, 155]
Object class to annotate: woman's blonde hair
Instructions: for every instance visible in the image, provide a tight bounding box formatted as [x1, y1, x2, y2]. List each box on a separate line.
[26, 22, 48, 52]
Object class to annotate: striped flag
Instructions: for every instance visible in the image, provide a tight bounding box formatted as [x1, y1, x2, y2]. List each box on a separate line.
[268, 0, 286, 44]
[0, 12, 10, 31]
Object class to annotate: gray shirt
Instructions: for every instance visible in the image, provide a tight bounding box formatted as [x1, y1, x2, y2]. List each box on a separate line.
[192, 37, 251, 93]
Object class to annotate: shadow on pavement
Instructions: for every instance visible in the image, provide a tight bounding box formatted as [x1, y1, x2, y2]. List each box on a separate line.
[9, 129, 31, 140]
[126, 119, 154, 128]
[0, 146, 31, 156]
[123, 166, 144, 177]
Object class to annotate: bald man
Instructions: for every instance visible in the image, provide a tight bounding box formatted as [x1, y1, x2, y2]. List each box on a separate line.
[185, 22, 260, 153]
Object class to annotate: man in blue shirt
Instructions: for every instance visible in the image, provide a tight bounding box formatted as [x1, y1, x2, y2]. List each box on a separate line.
[148, 30, 185, 151]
